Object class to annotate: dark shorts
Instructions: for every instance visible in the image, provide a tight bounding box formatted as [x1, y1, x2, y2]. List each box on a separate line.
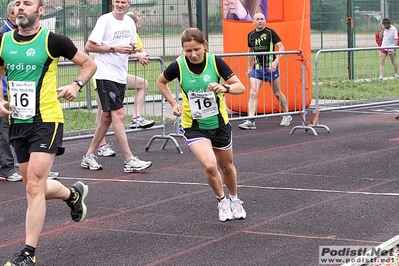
[250, 68, 280, 82]
[180, 123, 232, 150]
[9, 122, 64, 163]
[96, 79, 126, 112]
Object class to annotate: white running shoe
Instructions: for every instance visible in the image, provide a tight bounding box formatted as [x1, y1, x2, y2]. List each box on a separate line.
[124, 156, 152, 173]
[129, 116, 155, 129]
[81, 154, 103, 170]
[97, 144, 116, 157]
[0, 172, 22, 182]
[218, 198, 233, 222]
[280, 115, 292, 126]
[238, 120, 256, 130]
[47, 171, 60, 179]
[230, 199, 247, 220]
[379, 75, 384, 80]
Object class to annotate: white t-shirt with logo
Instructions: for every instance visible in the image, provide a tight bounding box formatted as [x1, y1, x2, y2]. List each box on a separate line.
[382, 25, 398, 51]
[89, 12, 137, 84]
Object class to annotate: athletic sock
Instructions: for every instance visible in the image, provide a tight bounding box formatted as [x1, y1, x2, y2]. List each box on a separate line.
[230, 194, 238, 202]
[64, 189, 75, 202]
[216, 194, 225, 202]
[22, 245, 35, 256]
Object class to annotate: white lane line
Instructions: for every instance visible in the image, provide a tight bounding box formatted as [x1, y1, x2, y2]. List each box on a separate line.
[58, 177, 399, 197]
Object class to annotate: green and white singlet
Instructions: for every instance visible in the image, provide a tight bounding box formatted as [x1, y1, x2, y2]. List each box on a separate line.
[177, 53, 229, 130]
[0, 28, 62, 124]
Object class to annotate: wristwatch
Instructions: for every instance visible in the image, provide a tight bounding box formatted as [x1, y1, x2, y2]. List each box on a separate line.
[74, 79, 84, 91]
[109, 46, 115, 53]
[222, 84, 230, 93]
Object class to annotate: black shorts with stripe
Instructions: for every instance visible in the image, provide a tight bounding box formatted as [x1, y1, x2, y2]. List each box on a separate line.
[9, 122, 64, 163]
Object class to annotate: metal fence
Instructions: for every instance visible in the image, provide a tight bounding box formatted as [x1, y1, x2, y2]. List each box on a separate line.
[220, 51, 309, 121]
[304, 46, 399, 135]
[163, 50, 313, 138]
[57, 57, 179, 151]
[1, 1, 398, 52]
[311, 0, 399, 50]
[0, 0, 223, 58]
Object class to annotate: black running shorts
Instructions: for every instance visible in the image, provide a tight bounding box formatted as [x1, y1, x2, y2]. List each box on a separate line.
[96, 79, 126, 112]
[180, 123, 232, 150]
[9, 122, 64, 163]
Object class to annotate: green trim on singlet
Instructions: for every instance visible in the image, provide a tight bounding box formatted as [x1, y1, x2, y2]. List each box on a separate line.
[177, 53, 229, 130]
[0, 28, 62, 124]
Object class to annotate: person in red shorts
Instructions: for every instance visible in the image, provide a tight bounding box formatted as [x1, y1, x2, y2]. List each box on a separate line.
[377, 18, 398, 80]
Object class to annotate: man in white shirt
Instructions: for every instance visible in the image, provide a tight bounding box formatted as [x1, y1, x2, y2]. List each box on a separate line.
[81, 0, 152, 172]
[378, 18, 398, 80]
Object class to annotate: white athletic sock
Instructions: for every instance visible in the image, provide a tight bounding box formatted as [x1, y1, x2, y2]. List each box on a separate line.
[230, 195, 238, 202]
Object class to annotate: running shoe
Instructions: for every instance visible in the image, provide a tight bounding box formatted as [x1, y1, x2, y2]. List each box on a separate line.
[81, 154, 103, 170]
[124, 156, 152, 173]
[395, 73, 399, 79]
[0, 173, 22, 182]
[4, 251, 35, 266]
[129, 116, 155, 129]
[47, 172, 59, 179]
[97, 144, 116, 157]
[238, 120, 256, 130]
[280, 115, 292, 126]
[379, 75, 384, 80]
[65, 181, 88, 222]
[218, 198, 233, 222]
[230, 199, 247, 220]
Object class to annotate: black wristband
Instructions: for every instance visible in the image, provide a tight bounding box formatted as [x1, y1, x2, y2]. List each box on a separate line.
[222, 84, 230, 93]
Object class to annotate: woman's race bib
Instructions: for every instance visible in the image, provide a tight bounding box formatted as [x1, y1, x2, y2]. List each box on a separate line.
[188, 91, 219, 119]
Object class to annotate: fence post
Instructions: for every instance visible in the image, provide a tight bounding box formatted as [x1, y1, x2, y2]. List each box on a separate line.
[144, 58, 183, 154]
[290, 60, 318, 135]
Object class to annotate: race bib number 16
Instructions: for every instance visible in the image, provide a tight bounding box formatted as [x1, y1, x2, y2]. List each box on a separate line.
[188, 91, 219, 120]
[9, 81, 36, 120]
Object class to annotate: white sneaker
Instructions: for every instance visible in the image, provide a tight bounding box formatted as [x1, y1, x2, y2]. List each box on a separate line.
[1, 172, 22, 182]
[81, 154, 103, 170]
[238, 120, 256, 130]
[97, 144, 116, 157]
[47, 171, 60, 179]
[395, 73, 399, 79]
[218, 198, 233, 222]
[124, 156, 152, 173]
[379, 75, 384, 80]
[129, 116, 155, 129]
[280, 115, 292, 126]
[230, 199, 246, 220]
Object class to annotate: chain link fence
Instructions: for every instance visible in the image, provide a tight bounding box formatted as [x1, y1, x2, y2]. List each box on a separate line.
[0, 0, 397, 52]
[311, 0, 399, 49]
[0, 0, 223, 58]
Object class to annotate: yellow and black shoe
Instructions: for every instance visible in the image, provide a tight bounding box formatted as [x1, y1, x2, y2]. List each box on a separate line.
[66, 181, 88, 222]
[4, 251, 35, 266]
